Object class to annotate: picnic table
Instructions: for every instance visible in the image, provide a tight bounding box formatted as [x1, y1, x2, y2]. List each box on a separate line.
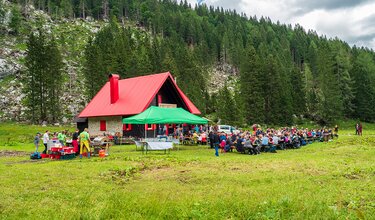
[135, 141, 173, 154]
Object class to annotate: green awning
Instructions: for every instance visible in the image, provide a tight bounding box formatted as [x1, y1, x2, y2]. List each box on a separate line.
[122, 106, 208, 124]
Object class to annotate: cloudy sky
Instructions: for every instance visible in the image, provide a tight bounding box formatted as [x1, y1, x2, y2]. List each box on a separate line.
[187, 0, 375, 49]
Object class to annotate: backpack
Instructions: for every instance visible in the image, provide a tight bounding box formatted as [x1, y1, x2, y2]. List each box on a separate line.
[30, 152, 41, 160]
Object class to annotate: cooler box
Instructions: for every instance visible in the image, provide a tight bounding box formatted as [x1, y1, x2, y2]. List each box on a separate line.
[62, 147, 74, 154]
[50, 147, 62, 152]
[41, 153, 49, 158]
[47, 140, 62, 150]
[49, 154, 61, 160]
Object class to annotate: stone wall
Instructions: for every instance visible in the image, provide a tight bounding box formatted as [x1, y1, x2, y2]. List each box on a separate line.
[88, 116, 122, 136]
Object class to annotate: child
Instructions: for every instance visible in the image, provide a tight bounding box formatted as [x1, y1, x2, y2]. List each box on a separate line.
[34, 132, 41, 152]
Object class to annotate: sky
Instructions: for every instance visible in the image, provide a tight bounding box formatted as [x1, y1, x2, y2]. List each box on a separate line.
[187, 0, 375, 49]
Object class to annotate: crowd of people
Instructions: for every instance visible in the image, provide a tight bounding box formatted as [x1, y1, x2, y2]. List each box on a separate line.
[32, 122, 365, 158]
[206, 125, 339, 156]
[34, 128, 91, 159]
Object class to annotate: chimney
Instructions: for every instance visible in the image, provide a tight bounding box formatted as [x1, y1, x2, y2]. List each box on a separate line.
[109, 74, 120, 104]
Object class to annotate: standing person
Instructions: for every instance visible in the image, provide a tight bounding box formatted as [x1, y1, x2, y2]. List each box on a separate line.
[323, 129, 330, 142]
[42, 131, 49, 154]
[34, 132, 41, 152]
[195, 125, 199, 133]
[72, 129, 79, 155]
[359, 123, 363, 136]
[79, 128, 91, 159]
[208, 131, 214, 149]
[213, 131, 220, 157]
[334, 125, 339, 138]
[355, 123, 359, 135]
[58, 131, 66, 146]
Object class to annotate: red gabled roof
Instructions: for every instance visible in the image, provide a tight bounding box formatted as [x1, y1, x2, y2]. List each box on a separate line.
[79, 72, 201, 118]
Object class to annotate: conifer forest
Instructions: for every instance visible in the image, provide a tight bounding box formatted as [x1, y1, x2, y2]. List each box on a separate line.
[1, 0, 375, 125]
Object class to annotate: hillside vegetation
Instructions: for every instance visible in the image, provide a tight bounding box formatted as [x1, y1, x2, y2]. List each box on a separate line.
[0, 0, 375, 126]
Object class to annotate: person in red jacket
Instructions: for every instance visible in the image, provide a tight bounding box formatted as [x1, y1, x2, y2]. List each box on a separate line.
[72, 129, 79, 155]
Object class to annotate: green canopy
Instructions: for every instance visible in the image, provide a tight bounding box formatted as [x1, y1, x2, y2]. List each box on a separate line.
[122, 106, 208, 124]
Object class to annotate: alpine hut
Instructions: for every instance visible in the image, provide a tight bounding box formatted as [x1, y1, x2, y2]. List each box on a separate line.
[77, 72, 201, 137]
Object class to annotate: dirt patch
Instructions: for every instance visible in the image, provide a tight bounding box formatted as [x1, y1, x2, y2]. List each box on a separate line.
[100, 163, 171, 184]
[0, 150, 29, 157]
[4, 160, 46, 165]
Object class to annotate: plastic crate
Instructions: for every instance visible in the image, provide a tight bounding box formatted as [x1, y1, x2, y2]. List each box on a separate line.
[41, 153, 49, 159]
[49, 154, 61, 160]
[62, 147, 74, 154]
[50, 147, 62, 152]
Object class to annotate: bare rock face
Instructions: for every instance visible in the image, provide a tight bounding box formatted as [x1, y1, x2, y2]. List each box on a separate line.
[0, 79, 27, 121]
[0, 2, 98, 123]
[207, 62, 239, 94]
[0, 43, 24, 79]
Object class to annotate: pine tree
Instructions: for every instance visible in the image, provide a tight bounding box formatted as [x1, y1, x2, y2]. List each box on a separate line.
[239, 44, 265, 124]
[45, 36, 64, 122]
[60, 0, 74, 18]
[332, 42, 355, 117]
[9, 5, 22, 35]
[263, 54, 285, 125]
[303, 63, 318, 116]
[216, 84, 238, 125]
[290, 66, 306, 116]
[24, 32, 43, 123]
[24, 29, 65, 123]
[351, 51, 375, 121]
[316, 43, 343, 124]
[0, 1, 6, 28]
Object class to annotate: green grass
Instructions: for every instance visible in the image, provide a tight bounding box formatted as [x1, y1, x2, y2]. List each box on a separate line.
[0, 123, 374, 219]
[0, 122, 74, 148]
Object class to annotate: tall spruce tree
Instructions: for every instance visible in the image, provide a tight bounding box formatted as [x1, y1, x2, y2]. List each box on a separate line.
[9, 5, 22, 35]
[316, 43, 343, 124]
[239, 44, 265, 124]
[216, 84, 238, 125]
[45, 37, 64, 122]
[24, 29, 64, 123]
[351, 51, 375, 121]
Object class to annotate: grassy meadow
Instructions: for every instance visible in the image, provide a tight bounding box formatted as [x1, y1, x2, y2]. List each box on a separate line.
[0, 122, 374, 219]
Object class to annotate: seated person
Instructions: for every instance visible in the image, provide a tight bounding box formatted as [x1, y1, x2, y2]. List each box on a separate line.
[260, 134, 269, 152]
[323, 129, 330, 142]
[192, 131, 199, 144]
[225, 139, 233, 152]
[235, 135, 245, 153]
[251, 136, 261, 154]
[200, 132, 207, 144]
[244, 138, 257, 155]
[278, 134, 285, 150]
[292, 135, 301, 148]
[219, 133, 227, 142]
[220, 139, 226, 151]
[272, 133, 279, 151]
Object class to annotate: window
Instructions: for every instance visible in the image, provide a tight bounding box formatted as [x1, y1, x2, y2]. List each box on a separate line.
[123, 124, 132, 131]
[145, 124, 156, 130]
[100, 120, 106, 131]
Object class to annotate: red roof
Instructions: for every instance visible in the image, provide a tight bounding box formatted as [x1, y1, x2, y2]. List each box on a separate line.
[79, 72, 201, 117]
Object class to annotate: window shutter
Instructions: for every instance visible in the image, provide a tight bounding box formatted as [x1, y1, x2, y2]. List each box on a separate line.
[100, 120, 106, 131]
[123, 124, 132, 131]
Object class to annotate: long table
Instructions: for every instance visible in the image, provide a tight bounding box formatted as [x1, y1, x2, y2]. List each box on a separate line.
[138, 141, 174, 154]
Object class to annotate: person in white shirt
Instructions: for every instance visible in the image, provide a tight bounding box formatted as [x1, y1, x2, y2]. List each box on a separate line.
[42, 131, 50, 154]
